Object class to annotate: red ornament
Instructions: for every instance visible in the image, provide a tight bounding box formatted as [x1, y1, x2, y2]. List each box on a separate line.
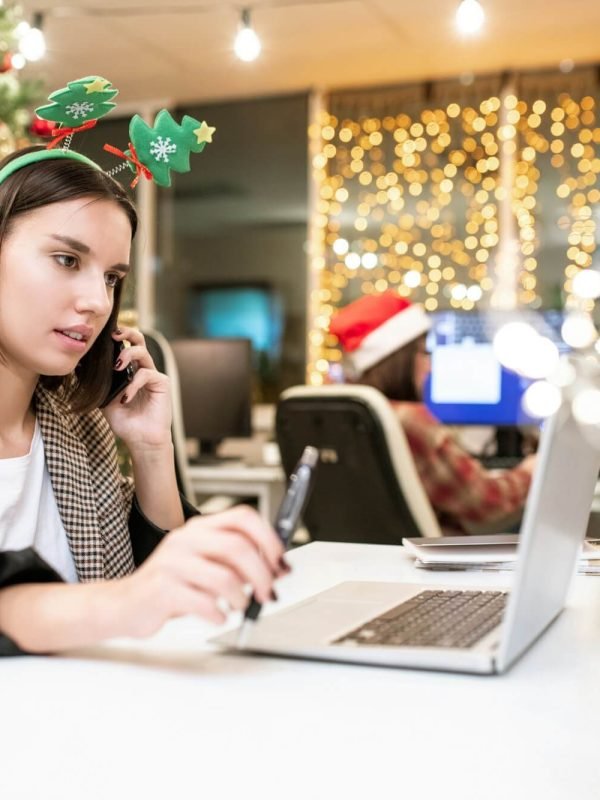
[0, 53, 13, 73]
[30, 117, 58, 138]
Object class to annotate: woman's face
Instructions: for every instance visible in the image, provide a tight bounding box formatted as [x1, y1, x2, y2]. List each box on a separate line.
[412, 339, 432, 399]
[0, 196, 132, 379]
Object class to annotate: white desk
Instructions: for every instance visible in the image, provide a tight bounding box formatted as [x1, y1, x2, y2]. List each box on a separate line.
[187, 461, 285, 522]
[3, 542, 600, 800]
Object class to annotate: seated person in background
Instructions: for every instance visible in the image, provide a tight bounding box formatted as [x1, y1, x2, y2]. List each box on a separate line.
[330, 292, 536, 534]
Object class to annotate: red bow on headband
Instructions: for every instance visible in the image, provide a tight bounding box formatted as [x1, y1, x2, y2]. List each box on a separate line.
[103, 142, 153, 188]
[44, 119, 98, 149]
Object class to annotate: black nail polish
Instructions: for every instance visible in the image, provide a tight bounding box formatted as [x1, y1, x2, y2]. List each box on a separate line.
[114, 357, 123, 370]
[279, 556, 292, 573]
[120, 393, 128, 404]
[270, 589, 279, 602]
[114, 327, 122, 335]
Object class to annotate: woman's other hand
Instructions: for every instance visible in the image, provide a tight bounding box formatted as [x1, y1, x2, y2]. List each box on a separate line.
[118, 505, 287, 638]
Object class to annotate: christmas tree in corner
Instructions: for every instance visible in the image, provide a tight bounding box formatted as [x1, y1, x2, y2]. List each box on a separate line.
[0, 4, 45, 157]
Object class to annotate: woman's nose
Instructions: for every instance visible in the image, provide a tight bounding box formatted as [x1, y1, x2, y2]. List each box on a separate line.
[73, 274, 112, 316]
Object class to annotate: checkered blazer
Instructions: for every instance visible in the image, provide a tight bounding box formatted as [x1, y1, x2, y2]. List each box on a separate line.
[35, 383, 137, 582]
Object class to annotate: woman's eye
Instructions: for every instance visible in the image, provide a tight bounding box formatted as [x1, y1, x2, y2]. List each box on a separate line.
[105, 273, 121, 288]
[55, 254, 78, 269]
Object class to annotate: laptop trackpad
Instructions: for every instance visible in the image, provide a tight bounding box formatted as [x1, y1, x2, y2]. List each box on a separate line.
[212, 581, 421, 650]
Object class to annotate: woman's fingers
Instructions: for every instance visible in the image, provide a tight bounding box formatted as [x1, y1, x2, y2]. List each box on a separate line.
[118, 367, 170, 405]
[192, 505, 285, 576]
[114, 344, 154, 371]
[173, 558, 249, 611]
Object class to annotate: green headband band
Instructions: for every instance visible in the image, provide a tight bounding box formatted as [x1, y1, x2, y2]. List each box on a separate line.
[0, 149, 102, 186]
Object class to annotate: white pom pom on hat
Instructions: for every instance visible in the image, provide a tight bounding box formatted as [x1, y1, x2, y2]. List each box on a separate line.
[330, 292, 430, 375]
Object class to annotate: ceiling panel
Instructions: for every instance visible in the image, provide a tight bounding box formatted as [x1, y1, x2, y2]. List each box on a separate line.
[22, 0, 600, 106]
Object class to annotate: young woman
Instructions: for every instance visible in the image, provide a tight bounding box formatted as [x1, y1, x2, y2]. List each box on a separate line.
[330, 292, 536, 534]
[0, 146, 285, 656]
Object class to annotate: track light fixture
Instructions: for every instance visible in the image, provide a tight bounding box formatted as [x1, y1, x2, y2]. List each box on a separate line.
[234, 8, 261, 62]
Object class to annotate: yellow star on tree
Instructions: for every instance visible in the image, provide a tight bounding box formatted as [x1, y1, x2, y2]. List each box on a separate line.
[193, 122, 216, 144]
[84, 78, 111, 94]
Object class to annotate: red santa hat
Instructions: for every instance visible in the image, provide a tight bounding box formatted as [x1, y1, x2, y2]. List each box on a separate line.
[330, 292, 430, 374]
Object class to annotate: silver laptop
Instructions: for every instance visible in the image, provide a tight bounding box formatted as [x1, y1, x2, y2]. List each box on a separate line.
[212, 403, 600, 674]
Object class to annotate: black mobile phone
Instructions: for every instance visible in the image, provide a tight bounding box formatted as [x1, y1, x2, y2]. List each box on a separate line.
[100, 340, 135, 408]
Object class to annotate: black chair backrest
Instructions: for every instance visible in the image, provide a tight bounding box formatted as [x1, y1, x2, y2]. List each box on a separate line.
[276, 391, 429, 544]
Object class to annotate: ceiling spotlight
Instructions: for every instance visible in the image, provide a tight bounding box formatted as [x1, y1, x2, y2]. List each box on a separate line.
[234, 8, 261, 62]
[455, 0, 485, 35]
[18, 12, 46, 62]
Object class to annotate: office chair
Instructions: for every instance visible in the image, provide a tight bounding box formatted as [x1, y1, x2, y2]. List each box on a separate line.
[275, 384, 443, 544]
[142, 328, 195, 503]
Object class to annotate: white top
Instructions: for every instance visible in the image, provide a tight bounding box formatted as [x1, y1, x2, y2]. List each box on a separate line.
[0, 420, 78, 582]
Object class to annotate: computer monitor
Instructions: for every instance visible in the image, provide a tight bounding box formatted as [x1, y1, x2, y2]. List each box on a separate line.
[424, 309, 568, 428]
[170, 338, 253, 460]
[188, 283, 284, 362]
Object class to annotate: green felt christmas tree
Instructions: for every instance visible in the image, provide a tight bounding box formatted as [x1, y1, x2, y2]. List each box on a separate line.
[129, 109, 215, 187]
[36, 76, 118, 126]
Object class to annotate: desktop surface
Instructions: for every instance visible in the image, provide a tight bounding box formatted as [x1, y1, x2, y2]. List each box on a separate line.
[3, 542, 600, 800]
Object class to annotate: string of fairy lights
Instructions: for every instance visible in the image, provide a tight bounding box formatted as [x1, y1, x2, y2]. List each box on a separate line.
[307, 87, 600, 386]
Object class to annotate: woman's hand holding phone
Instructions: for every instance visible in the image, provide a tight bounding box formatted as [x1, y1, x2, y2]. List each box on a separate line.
[101, 327, 173, 454]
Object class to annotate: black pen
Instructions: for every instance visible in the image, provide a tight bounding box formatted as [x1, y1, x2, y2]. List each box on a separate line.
[237, 445, 319, 647]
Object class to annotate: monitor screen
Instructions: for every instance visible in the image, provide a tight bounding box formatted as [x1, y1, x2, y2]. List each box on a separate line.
[170, 338, 253, 457]
[188, 283, 284, 362]
[424, 310, 567, 426]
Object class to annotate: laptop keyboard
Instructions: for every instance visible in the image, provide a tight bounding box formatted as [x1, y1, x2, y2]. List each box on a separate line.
[333, 589, 507, 649]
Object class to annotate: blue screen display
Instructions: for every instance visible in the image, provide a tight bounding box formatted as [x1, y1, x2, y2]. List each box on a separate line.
[188, 285, 284, 360]
[424, 310, 567, 425]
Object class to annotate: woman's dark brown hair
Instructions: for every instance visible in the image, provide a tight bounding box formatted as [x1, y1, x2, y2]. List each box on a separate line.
[358, 334, 427, 402]
[0, 145, 138, 414]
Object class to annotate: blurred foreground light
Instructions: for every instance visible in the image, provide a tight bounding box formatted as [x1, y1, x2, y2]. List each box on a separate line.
[522, 381, 562, 419]
[549, 358, 577, 388]
[361, 252, 378, 269]
[455, 0, 485, 35]
[345, 252, 361, 270]
[333, 238, 349, 256]
[572, 388, 600, 426]
[561, 312, 598, 349]
[404, 270, 421, 288]
[572, 269, 600, 300]
[493, 322, 537, 373]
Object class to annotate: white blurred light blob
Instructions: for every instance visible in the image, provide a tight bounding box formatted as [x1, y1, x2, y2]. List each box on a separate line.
[518, 336, 560, 380]
[451, 283, 467, 300]
[522, 381, 562, 419]
[455, 0, 485, 35]
[572, 388, 600, 426]
[361, 252, 378, 269]
[10, 53, 26, 70]
[15, 22, 30, 38]
[561, 312, 598, 349]
[549, 358, 577, 388]
[572, 269, 600, 300]
[332, 238, 349, 256]
[467, 285, 482, 302]
[404, 269, 421, 288]
[345, 252, 361, 270]
[493, 322, 538, 373]
[18, 27, 46, 61]
[234, 24, 261, 62]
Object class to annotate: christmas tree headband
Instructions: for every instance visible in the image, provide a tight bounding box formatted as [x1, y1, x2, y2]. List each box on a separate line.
[0, 75, 215, 189]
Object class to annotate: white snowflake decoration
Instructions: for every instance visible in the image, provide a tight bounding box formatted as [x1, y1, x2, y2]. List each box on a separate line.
[149, 136, 177, 163]
[65, 101, 95, 120]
